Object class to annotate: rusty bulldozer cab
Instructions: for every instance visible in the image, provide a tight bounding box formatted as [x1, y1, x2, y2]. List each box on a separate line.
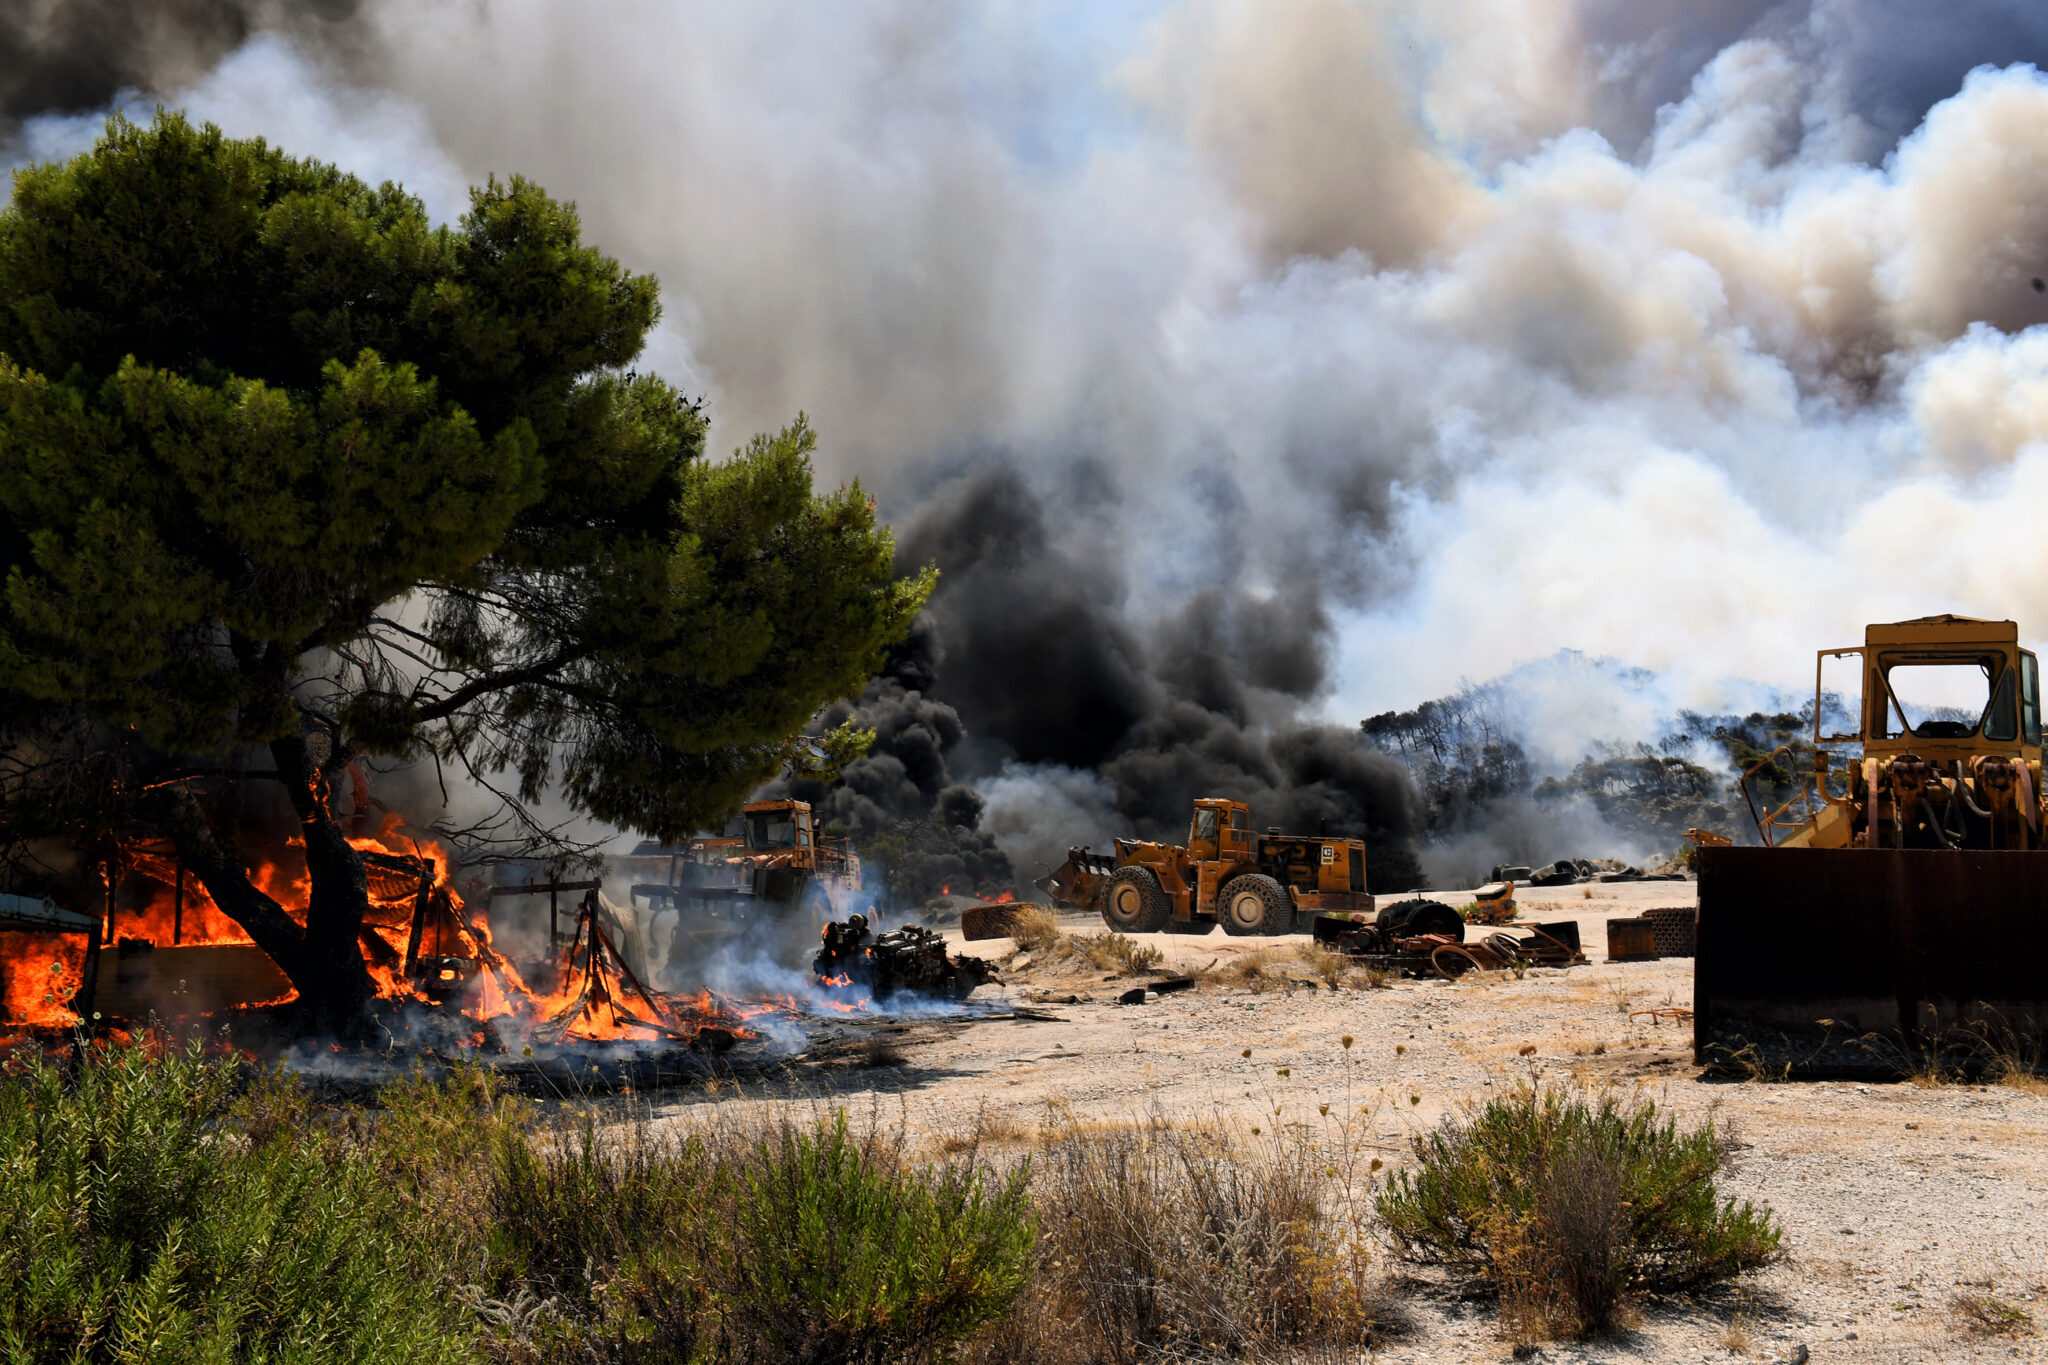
[1040, 797, 1376, 937]
[628, 799, 869, 937]
[1696, 615, 2048, 1075]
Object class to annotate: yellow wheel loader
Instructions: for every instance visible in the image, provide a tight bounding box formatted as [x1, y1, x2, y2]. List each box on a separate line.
[1696, 615, 2048, 1073]
[1035, 797, 1390, 937]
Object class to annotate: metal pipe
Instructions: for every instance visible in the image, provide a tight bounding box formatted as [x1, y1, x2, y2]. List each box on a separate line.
[1952, 760, 1993, 818]
[1919, 794, 1955, 849]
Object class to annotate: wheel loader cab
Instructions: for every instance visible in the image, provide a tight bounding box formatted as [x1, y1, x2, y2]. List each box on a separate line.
[1188, 800, 1254, 864]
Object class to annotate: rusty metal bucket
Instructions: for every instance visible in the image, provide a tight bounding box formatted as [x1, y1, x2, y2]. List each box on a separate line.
[1695, 846, 2048, 1075]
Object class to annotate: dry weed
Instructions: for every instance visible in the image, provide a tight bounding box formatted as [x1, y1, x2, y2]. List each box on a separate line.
[1007, 903, 1065, 954]
[988, 1108, 1402, 1363]
[1715, 1311, 1758, 1354]
[1948, 1292, 2037, 1338]
[1074, 931, 1163, 976]
[930, 1104, 1035, 1157]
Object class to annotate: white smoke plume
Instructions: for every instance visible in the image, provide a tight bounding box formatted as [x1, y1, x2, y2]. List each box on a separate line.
[9, 1, 2048, 879]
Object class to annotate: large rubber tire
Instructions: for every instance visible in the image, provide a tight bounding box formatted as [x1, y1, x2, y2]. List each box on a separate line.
[1376, 897, 1466, 943]
[1101, 866, 1172, 933]
[1219, 874, 1293, 936]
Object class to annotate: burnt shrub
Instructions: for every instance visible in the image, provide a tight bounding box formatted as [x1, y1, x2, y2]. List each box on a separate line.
[1377, 1082, 1781, 1338]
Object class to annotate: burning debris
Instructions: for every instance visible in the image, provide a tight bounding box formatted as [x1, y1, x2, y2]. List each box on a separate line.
[532, 890, 745, 1049]
[813, 915, 997, 1002]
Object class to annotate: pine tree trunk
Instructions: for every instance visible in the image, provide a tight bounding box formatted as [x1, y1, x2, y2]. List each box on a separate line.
[150, 751, 379, 1039]
[269, 734, 378, 1036]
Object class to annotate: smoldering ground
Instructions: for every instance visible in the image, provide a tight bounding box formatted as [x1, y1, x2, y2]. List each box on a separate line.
[11, 2, 2048, 887]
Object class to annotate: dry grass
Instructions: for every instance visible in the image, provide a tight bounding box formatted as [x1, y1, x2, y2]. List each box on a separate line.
[1007, 903, 1065, 954]
[1005, 907, 1163, 979]
[1074, 932, 1163, 976]
[957, 1106, 1405, 1364]
[1714, 1311, 1758, 1354]
[1948, 1292, 2037, 1339]
[1207, 943, 1388, 994]
[929, 1105, 1036, 1157]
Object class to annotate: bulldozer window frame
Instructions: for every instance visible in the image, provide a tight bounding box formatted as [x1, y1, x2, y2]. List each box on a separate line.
[1815, 648, 1866, 744]
[1874, 652, 2008, 742]
[744, 810, 799, 851]
[1192, 808, 1220, 843]
[2024, 652, 2042, 745]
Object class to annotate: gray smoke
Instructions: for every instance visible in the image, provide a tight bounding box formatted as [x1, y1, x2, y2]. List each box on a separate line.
[11, 1, 2048, 885]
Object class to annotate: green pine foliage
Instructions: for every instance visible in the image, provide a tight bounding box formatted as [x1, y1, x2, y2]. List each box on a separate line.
[0, 111, 926, 820]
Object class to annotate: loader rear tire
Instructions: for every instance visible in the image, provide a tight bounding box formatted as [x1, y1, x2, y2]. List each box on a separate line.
[1101, 866, 1172, 934]
[1219, 874, 1293, 936]
[1376, 897, 1465, 943]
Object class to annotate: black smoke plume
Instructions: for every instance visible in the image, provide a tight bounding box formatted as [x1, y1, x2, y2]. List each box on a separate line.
[885, 461, 1425, 890]
[0, 1, 357, 132]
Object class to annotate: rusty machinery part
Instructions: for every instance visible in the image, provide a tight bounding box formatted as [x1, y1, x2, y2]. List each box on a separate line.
[1630, 1007, 1695, 1026]
[1466, 881, 1517, 925]
[1433, 923, 1589, 978]
[1606, 916, 1658, 961]
[1101, 865, 1173, 934]
[1033, 847, 1115, 911]
[1684, 828, 1732, 848]
[814, 917, 995, 1001]
[1430, 943, 1486, 978]
[1218, 873, 1293, 937]
[961, 900, 1027, 941]
[1644, 905, 1697, 957]
[1375, 897, 1466, 943]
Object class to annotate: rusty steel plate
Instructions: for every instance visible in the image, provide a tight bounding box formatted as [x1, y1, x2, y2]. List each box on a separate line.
[1695, 846, 2048, 1075]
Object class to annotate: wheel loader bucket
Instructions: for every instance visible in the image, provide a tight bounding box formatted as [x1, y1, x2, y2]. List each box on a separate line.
[1695, 846, 2048, 1076]
[1034, 848, 1115, 912]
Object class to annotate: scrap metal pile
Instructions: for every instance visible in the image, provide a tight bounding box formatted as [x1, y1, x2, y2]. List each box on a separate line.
[813, 915, 997, 1001]
[1311, 903, 1585, 979]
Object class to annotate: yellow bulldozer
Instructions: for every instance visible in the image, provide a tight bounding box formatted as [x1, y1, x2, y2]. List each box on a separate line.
[1036, 797, 1393, 936]
[628, 798, 870, 927]
[1696, 615, 2048, 1073]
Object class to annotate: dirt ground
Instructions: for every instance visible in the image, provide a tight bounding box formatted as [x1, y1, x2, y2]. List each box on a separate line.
[653, 880, 2048, 1363]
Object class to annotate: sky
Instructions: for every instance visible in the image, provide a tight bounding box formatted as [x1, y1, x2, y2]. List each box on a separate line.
[8, 0, 2048, 799]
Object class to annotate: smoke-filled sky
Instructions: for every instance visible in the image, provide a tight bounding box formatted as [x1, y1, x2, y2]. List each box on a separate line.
[9, 0, 2048, 868]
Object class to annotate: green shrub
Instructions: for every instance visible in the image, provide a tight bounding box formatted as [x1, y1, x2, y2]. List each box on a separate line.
[1377, 1082, 1780, 1338]
[0, 1038, 470, 1365]
[480, 1110, 710, 1362]
[716, 1110, 1036, 1365]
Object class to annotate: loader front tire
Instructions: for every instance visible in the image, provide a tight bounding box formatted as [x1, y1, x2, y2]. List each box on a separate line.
[1219, 874, 1293, 936]
[1101, 866, 1172, 934]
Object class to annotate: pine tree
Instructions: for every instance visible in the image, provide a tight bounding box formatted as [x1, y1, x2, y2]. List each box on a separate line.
[0, 114, 928, 1034]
